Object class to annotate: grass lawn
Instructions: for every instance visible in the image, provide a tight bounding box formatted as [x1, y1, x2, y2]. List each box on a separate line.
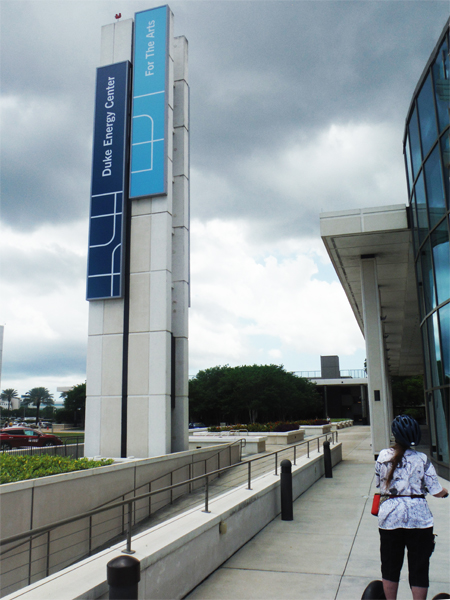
[55, 431, 85, 441]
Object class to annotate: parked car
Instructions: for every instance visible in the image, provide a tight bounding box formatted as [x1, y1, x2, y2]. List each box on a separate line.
[0, 428, 63, 451]
[189, 422, 206, 429]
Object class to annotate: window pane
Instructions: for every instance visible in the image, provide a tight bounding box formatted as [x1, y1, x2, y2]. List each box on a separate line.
[415, 172, 429, 244]
[440, 302, 450, 384]
[404, 134, 414, 195]
[415, 256, 426, 320]
[408, 107, 422, 179]
[432, 38, 450, 132]
[433, 388, 449, 464]
[431, 221, 450, 305]
[428, 311, 443, 386]
[427, 393, 437, 458]
[417, 73, 438, 159]
[410, 197, 420, 255]
[421, 319, 432, 388]
[424, 144, 446, 228]
[441, 135, 449, 208]
[421, 239, 436, 312]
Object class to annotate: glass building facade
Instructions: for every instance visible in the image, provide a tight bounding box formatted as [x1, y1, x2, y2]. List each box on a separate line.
[403, 19, 450, 477]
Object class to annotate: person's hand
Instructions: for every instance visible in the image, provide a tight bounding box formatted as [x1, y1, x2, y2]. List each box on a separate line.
[433, 487, 449, 498]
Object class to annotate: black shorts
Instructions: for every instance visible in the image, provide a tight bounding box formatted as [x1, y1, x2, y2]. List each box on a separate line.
[379, 527, 434, 588]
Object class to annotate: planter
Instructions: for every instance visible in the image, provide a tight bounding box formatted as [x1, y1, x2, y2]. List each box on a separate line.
[330, 420, 354, 431]
[301, 424, 332, 435]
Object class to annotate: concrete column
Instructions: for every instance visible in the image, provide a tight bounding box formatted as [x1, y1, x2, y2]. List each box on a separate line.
[85, 20, 133, 459]
[360, 257, 390, 456]
[85, 14, 189, 459]
[127, 13, 174, 458]
[171, 36, 189, 453]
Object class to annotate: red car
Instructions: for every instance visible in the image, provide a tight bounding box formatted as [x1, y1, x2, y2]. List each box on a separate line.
[0, 427, 63, 451]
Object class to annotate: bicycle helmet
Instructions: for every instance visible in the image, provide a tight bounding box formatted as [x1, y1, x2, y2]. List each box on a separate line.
[391, 414, 421, 448]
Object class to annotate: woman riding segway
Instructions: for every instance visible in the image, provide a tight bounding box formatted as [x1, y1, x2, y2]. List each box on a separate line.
[374, 415, 448, 600]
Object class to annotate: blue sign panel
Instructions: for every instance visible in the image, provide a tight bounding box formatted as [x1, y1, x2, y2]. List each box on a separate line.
[130, 6, 169, 198]
[87, 61, 130, 301]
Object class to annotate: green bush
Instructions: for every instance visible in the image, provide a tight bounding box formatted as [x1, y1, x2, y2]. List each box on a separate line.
[0, 455, 114, 484]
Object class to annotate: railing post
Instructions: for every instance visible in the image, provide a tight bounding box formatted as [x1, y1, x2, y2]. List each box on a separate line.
[307, 441, 310, 458]
[46, 530, 50, 577]
[89, 515, 92, 555]
[317, 437, 320, 453]
[203, 476, 210, 513]
[280, 460, 293, 521]
[323, 441, 333, 478]
[189, 463, 192, 493]
[247, 461, 252, 490]
[294, 445, 297, 466]
[122, 502, 135, 554]
[107, 555, 140, 600]
[275, 452, 278, 475]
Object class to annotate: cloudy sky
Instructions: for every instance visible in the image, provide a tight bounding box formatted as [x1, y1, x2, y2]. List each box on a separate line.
[1, 0, 448, 401]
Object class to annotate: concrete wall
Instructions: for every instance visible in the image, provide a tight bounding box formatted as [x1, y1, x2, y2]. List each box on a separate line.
[2, 444, 342, 600]
[0, 444, 240, 598]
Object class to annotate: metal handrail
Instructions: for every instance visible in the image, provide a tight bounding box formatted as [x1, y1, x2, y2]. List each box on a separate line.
[0, 431, 338, 554]
[92, 438, 244, 511]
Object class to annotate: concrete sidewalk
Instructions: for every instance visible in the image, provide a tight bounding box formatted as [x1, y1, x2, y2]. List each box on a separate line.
[186, 427, 450, 600]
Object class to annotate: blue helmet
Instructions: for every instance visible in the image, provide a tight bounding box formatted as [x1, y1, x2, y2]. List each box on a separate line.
[392, 415, 421, 448]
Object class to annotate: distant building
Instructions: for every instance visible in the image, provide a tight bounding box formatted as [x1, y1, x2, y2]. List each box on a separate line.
[297, 356, 368, 424]
[320, 19, 449, 478]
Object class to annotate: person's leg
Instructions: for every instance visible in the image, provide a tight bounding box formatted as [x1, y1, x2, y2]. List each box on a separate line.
[382, 579, 399, 599]
[406, 528, 434, 600]
[411, 586, 428, 600]
[380, 529, 406, 600]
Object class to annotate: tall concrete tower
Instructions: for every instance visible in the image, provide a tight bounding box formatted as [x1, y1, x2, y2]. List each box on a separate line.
[84, 6, 189, 458]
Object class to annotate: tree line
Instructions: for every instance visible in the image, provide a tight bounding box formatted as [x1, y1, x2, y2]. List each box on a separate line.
[189, 364, 322, 426]
[1, 384, 86, 426]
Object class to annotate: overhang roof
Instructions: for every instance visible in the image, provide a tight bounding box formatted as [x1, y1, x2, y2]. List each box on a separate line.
[320, 204, 423, 377]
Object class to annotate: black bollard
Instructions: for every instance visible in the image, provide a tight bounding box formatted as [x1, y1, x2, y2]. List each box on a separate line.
[323, 440, 332, 478]
[107, 555, 140, 600]
[280, 459, 293, 521]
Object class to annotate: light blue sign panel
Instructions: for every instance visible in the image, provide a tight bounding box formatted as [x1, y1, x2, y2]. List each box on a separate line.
[130, 5, 169, 198]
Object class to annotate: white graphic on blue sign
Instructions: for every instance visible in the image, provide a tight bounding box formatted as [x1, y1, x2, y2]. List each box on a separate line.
[87, 61, 130, 301]
[130, 5, 169, 198]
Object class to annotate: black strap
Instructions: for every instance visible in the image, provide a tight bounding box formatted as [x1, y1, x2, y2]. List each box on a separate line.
[381, 494, 425, 498]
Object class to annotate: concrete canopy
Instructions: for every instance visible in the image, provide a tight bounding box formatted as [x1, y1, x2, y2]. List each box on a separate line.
[320, 204, 423, 377]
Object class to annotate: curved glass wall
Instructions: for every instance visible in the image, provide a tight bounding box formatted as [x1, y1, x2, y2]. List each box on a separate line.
[404, 20, 449, 474]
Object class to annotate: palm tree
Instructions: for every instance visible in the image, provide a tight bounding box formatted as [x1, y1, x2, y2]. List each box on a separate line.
[22, 388, 54, 424]
[1, 388, 19, 412]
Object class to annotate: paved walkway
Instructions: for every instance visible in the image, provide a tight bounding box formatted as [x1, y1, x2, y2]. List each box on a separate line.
[185, 427, 450, 600]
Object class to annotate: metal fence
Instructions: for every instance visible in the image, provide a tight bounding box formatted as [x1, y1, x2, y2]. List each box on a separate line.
[0, 432, 338, 597]
[294, 369, 367, 379]
[1, 438, 85, 459]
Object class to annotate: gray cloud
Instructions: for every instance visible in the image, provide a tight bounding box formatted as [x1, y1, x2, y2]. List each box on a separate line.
[2, 1, 448, 235]
[1, 244, 86, 295]
[3, 339, 87, 379]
